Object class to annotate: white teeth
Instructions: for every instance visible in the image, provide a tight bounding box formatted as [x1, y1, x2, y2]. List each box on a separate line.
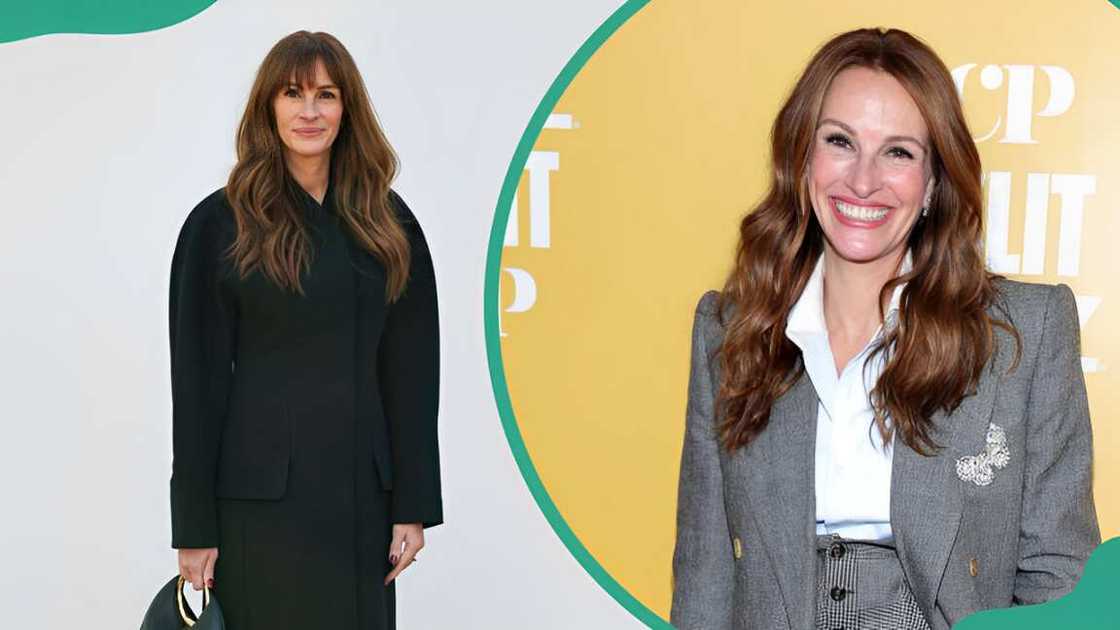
[835, 200, 888, 221]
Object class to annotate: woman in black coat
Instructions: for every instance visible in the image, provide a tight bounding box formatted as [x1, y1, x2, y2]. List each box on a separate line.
[169, 31, 441, 629]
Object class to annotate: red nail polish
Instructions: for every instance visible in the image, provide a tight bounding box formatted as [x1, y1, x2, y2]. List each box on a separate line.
[206, 578, 214, 588]
[390, 554, 398, 565]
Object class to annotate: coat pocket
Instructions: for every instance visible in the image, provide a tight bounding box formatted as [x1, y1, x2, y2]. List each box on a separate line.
[215, 399, 291, 500]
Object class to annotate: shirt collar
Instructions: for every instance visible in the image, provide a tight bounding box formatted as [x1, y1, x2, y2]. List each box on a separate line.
[884, 252, 911, 329]
[785, 251, 912, 347]
[786, 255, 827, 344]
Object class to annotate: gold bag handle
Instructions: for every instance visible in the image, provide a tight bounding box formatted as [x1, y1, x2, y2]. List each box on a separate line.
[175, 576, 211, 627]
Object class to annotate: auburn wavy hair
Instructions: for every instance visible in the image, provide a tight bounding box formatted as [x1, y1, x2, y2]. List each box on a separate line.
[717, 27, 1018, 454]
[225, 31, 409, 298]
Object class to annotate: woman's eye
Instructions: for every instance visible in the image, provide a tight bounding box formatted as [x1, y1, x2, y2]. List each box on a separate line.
[887, 146, 915, 160]
[284, 88, 300, 97]
[825, 133, 852, 149]
[318, 91, 336, 99]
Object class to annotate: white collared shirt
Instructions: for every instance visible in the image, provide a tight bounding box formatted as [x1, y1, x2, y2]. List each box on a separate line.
[784, 254, 908, 542]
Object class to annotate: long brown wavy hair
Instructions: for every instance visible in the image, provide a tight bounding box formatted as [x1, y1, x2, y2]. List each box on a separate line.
[225, 31, 409, 299]
[717, 27, 1018, 454]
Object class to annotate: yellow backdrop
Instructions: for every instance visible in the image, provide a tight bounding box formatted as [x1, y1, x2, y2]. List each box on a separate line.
[498, 0, 1119, 620]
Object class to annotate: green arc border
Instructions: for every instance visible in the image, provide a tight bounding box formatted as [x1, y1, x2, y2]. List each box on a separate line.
[0, 1, 217, 44]
[482, 0, 667, 627]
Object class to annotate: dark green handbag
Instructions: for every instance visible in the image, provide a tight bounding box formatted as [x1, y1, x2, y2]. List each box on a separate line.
[139, 576, 225, 629]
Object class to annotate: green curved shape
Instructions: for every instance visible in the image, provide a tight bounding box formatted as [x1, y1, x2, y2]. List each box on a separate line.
[0, 0, 216, 44]
[483, 0, 667, 627]
[957, 536, 1120, 629]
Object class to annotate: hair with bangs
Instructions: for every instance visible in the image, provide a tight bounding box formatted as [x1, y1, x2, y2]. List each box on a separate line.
[226, 30, 409, 298]
[716, 27, 1019, 453]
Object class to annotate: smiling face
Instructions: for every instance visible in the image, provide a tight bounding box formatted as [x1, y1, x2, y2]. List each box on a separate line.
[272, 59, 343, 163]
[808, 65, 934, 267]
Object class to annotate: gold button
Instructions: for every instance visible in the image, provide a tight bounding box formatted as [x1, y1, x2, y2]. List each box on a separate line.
[969, 558, 979, 577]
[733, 537, 743, 559]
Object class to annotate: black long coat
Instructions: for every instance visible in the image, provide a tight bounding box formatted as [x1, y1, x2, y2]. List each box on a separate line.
[168, 184, 442, 630]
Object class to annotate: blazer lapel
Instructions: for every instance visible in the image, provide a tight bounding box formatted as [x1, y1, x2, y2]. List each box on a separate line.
[891, 362, 1002, 621]
[730, 371, 819, 630]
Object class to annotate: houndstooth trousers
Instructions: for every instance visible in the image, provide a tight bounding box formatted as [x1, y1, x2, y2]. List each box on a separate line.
[815, 535, 932, 630]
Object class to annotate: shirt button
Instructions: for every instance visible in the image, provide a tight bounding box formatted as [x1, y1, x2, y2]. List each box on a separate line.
[969, 558, 979, 577]
[733, 537, 743, 560]
[830, 586, 847, 601]
[829, 542, 846, 558]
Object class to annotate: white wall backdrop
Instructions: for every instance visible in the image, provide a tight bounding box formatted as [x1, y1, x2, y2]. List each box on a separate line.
[0, 1, 643, 627]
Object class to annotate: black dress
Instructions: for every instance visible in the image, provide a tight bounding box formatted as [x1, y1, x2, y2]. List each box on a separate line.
[168, 184, 442, 630]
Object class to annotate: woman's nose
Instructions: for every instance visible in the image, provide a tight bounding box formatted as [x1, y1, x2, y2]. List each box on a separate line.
[846, 154, 882, 197]
[299, 97, 319, 119]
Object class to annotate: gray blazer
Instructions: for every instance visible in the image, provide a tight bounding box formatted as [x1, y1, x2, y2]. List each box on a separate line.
[671, 280, 1099, 630]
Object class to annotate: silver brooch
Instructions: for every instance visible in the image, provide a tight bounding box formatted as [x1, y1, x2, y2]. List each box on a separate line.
[955, 423, 1010, 487]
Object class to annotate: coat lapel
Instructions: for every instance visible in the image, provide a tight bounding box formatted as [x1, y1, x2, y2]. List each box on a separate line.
[724, 338, 1006, 626]
[890, 360, 1002, 622]
[729, 371, 819, 630]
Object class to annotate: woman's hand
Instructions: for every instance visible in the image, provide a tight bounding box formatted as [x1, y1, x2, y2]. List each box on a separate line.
[178, 547, 219, 591]
[384, 523, 424, 585]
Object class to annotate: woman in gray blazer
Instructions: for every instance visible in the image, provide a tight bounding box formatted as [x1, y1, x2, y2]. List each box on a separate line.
[671, 28, 1099, 630]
